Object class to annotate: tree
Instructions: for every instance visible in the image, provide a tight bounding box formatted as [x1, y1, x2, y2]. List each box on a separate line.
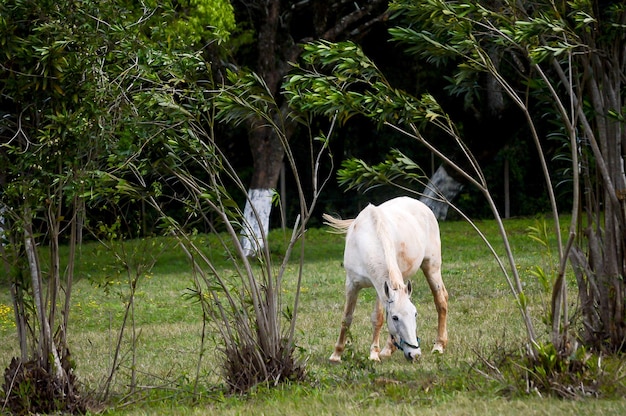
[85, 47, 336, 395]
[284, 0, 625, 394]
[387, 0, 626, 354]
[0, 1, 106, 410]
[0, 0, 235, 411]
[230, 0, 389, 256]
[381, 0, 530, 220]
[2, 0, 339, 402]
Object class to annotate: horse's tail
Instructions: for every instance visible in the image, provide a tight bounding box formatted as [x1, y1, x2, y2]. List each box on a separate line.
[322, 213, 354, 234]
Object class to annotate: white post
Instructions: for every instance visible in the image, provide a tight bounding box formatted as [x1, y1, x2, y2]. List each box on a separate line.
[419, 165, 464, 220]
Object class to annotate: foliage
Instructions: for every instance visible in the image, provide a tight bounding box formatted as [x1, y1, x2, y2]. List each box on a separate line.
[286, 39, 540, 356]
[480, 341, 607, 399]
[0, 0, 113, 411]
[336, 149, 428, 195]
[0, 0, 237, 412]
[160, 0, 235, 46]
[0, 0, 329, 404]
[526, 219, 559, 324]
[285, 0, 626, 397]
[91, 50, 336, 396]
[286, 41, 448, 129]
[3, 355, 84, 415]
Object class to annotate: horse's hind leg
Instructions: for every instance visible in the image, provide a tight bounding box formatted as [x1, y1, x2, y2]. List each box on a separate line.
[329, 277, 359, 362]
[423, 261, 448, 353]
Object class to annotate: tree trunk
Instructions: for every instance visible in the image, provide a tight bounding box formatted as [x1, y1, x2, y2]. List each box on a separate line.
[239, 0, 389, 255]
[239, 0, 287, 256]
[23, 209, 65, 380]
[568, 28, 626, 351]
[241, 112, 292, 256]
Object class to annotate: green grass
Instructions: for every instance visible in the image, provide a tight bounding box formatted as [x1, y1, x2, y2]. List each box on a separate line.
[1, 215, 625, 415]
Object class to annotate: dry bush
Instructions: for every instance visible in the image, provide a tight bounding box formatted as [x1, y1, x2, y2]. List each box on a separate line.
[2, 355, 87, 415]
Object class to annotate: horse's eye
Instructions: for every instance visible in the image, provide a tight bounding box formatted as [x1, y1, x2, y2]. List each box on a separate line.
[392, 315, 399, 321]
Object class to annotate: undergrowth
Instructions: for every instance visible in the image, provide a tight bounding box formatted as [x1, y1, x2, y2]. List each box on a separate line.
[471, 339, 626, 399]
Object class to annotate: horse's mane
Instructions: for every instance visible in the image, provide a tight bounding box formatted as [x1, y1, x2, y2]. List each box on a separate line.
[370, 206, 404, 290]
[325, 207, 404, 290]
[322, 213, 354, 234]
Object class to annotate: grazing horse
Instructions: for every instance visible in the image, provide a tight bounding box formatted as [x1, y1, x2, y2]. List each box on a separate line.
[324, 196, 448, 362]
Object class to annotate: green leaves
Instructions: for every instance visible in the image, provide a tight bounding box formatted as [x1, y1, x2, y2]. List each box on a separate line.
[285, 40, 447, 129]
[214, 69, 276, 127]
[337, 149, 427, 193]
[159, 0, 236, 46]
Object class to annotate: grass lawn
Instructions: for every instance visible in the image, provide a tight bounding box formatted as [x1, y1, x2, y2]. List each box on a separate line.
[1, 215, 625, 415]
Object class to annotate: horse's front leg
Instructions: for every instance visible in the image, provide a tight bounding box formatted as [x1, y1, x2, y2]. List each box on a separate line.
[373, 297, 398, 359]
[369, 298, 385, 361]
[329, 278, 359, 362]
[379, 334, 397, 359]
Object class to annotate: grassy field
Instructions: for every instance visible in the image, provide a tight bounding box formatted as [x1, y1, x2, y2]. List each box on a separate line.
[1, 215, 625, 415]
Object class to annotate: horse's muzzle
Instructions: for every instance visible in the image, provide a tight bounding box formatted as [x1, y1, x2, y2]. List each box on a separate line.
[393, 335, 421, 361]
[404, 347, 422, 361]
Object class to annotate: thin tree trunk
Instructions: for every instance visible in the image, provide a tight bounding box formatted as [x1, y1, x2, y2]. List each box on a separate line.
[47, 200, 60, 347]
[23, 208, 64, 380]
[1, 207, 28, 360]
[61, 196, 80, 349]
[584, 37, 625, 350]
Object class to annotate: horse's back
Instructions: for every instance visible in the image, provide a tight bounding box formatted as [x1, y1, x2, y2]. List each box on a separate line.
[378, 196, 437, 225]
[378, 197, 440, 241]
[344, 197, 441, 283]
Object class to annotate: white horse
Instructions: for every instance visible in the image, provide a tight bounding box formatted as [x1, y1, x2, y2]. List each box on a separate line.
[324, 196, 448, 362]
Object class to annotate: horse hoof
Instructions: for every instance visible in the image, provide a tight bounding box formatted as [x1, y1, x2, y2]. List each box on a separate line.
[379, 347, 393, 358]
[329, 354, 342, 363]
[431, 344, 444, 354]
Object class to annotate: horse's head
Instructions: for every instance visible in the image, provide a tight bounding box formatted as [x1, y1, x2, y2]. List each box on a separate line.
[384, 280, 421, 361]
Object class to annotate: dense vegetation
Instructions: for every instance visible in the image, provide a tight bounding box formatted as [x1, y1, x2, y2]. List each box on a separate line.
[1, 0, 624, 413]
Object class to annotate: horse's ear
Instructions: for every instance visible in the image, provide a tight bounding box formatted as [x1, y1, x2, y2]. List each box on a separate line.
[384, 281, 390, 298]
[406, 280, 413, 296]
